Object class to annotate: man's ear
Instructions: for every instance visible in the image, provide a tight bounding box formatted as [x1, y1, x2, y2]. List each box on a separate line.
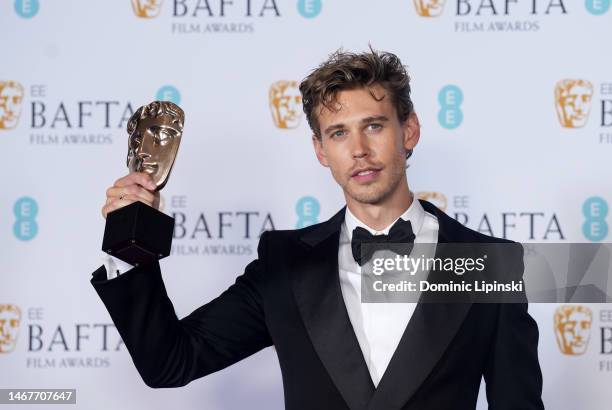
[312, 135, 330, 167]
[402, 112, 420, 153]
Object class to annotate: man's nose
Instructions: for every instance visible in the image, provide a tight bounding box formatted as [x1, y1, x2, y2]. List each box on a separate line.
[351, 133, 370, 159]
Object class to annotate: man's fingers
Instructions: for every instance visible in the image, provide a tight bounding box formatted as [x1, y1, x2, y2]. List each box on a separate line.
[114, 172, 156, 190]
[102, 172, 158, 219]
[102, 197, 138, 218]
[107, 185, 155, 205]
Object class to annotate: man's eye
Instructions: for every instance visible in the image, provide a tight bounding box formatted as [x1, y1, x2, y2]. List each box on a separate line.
[331, 130, 345, 138]
[368, 123, 382, 131]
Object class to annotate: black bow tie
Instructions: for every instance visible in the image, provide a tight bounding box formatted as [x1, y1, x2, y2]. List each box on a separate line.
[351, 219, 416, 266]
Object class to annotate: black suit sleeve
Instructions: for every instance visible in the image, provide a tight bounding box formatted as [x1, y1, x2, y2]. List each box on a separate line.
[90, 231, 273, 388]
[483, 244, 545, 410]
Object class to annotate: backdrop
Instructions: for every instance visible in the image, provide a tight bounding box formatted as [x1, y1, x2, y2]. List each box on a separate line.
[2, 0, 612, 409]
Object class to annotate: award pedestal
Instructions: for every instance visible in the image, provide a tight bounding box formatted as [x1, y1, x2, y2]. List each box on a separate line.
[102, 201, 174, 266]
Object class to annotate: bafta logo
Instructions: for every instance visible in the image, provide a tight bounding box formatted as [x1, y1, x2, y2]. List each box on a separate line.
[126, 100, 184, 190]
[554, 305, 592, 356]
[0, 81, 24, 130]
[269, 81, 302, 129]
[416, 191, 447, 211]
[413, 0, 446, 17]
[131, 0, 163, 18]
[0, 304, 21, 353]
[555, 79, 594, 128]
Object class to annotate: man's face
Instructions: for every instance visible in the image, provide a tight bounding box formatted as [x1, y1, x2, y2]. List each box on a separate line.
[127, 113, 182, 190]
[312, 85, 419, 207]
[555, 80, 593, 128]
[414, 0, 446, 17]
[0, 82, 24, 130]
[555, 308, 592, 355]
[270, 81, 302, 129]
[0, 305, 21, 353]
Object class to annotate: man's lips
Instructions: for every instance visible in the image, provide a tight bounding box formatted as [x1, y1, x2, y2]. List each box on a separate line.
[351, 166, 382, 177]
[351, 167, 382, 183]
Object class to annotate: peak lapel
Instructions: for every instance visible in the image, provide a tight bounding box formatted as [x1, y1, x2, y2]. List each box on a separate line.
[292, 208, 375, 410]
[367, 200, 473, 409]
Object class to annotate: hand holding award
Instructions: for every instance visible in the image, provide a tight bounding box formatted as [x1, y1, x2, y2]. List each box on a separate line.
[101, 101, 184, 266]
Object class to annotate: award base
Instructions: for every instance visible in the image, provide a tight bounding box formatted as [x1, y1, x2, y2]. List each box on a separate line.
[102, 201, 174, 266]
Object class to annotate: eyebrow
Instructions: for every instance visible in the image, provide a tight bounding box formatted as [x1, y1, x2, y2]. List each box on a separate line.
[322, 115, 390, 136]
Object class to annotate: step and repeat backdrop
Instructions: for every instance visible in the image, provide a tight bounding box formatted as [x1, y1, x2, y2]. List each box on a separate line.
[2, 0, 612, 409]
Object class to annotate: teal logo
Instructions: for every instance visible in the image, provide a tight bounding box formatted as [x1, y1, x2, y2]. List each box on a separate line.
[296, 196, 320, 228]
[586, 0, 610, 15]
[297, 0, 322, 18]
[156, 85, 181, 105]
[438, 85, 464, 129]
[13, 197, 38, 241]
[582, 197, 608, 241]
[15, 0, 39, 18]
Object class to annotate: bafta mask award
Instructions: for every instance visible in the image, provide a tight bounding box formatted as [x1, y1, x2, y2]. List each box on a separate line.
[102, 101, 184, 266]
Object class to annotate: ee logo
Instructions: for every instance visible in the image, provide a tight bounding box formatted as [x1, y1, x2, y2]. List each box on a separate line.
[156, 85, 181, 105]
[296, 196, 320, 228]
[15, 0, 39, 18]
[585, 0, 610, 15]
[438, 85, 464, 129]
[13, 197, 38, 241]
[297, 0, 322, 18]
[582, 197, 608, 242]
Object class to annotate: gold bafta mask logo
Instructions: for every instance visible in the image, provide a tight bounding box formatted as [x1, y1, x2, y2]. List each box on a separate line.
[554, 305, 592, 356]
[131, 0, 163, 18]
[413, 0, 446, 17]
[555, 79, 594, 129]
[0, 81, 24, 130]
[0, 304, 21, 353]
[269, 81, 302, 129]
[126, 101, 184, 191]
[416, 191, 447, 211]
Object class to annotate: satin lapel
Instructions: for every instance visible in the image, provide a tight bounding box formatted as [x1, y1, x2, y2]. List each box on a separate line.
[292, 209, 375, 410]
[367, 201, 473, 410]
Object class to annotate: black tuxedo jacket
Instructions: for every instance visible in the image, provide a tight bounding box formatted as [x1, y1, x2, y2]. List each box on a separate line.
[91, 200, 544, 410]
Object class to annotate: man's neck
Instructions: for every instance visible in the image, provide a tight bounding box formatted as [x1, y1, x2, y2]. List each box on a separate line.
[346, 183, 414, 231]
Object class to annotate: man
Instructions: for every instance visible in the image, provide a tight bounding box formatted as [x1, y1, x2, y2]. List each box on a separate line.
[93, 49, 544, 409]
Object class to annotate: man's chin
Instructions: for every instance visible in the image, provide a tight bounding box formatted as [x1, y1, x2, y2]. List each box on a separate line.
[345, 188, 388, 206]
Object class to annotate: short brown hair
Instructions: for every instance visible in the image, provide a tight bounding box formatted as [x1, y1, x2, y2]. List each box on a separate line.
[299, 48, 414, 139]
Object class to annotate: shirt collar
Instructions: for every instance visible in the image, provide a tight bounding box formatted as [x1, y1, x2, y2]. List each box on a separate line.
[344, 195, 425, 242]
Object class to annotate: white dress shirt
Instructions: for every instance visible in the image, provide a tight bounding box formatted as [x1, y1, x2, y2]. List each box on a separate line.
[103, 254, 134, 279]
[339, 198, 439, 387]
[103, 197, 439, 387]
